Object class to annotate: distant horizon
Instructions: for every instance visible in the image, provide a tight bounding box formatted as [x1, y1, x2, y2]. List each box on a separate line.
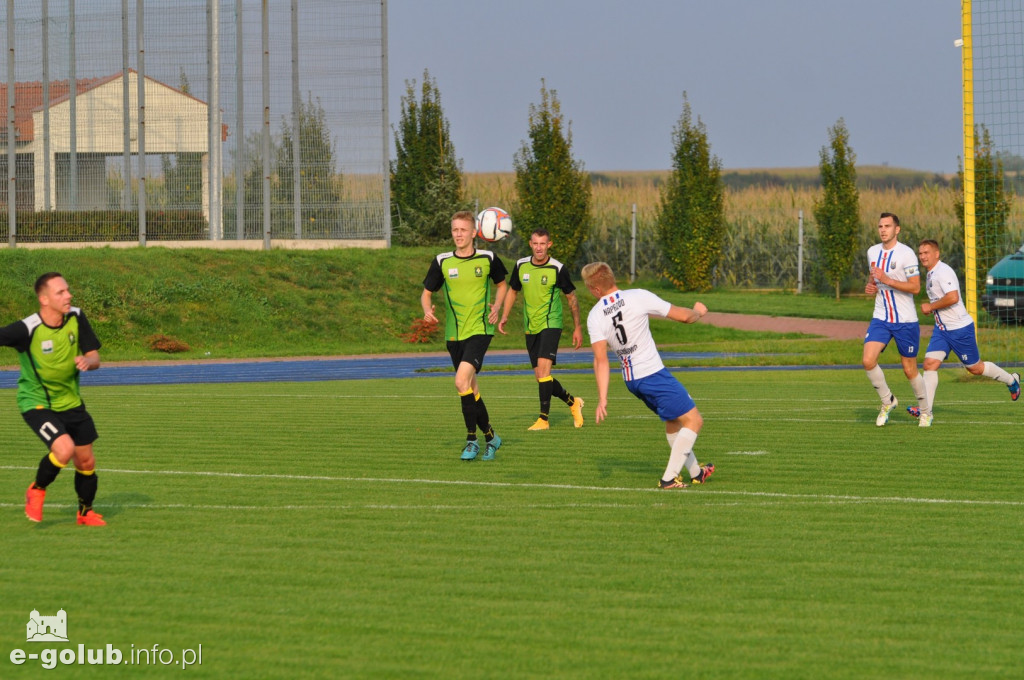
[462, 164, 954, 176]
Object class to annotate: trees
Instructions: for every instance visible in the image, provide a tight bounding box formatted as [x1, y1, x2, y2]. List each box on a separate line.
[232, 94, 339, 238]
[235, 129, 279, 238]
[657, 94, 724, 291]
[161, 69, 202, 211]
[513, 81, 591, 266]
[813, 119, 860, 300]
[390, 70, 464, 245]
[275, 94, 342, 235]
[955, 125, 1012, 275]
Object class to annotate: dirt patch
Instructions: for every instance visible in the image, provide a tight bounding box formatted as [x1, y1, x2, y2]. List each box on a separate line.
[701, 311, 932, 342]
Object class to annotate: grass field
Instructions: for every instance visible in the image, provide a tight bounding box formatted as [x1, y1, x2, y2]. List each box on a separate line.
[3, 368, 1022, 678]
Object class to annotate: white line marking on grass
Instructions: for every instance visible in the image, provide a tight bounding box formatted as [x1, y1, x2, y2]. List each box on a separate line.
[3, 465, 1021, 507]
[0, 501, 650, 512]
[724, 450, 770, 456]
[705, 415, 1023, 427]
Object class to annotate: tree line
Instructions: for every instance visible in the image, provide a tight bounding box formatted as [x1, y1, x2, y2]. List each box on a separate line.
[391, 70, 1011, 293]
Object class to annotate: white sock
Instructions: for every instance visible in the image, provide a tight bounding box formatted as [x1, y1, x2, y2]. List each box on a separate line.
[923, 370, 938, 415]
[683, 451, 701, 479]
[865, 366, 893, 403]
[982, 361, 1014, 385]
[909, 374, 927, 414]
[662, 428, 698, 481]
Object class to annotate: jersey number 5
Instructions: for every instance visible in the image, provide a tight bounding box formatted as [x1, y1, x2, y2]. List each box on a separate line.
[612, 311, 628, 345]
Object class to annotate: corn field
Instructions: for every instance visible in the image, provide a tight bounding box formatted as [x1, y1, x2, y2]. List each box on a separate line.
[466, 171, 1024, 293]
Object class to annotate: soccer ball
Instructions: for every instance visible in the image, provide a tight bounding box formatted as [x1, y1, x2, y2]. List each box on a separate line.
[476, 207, 513, 242]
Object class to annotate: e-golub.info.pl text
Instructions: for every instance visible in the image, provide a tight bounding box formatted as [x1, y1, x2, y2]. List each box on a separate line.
[10, 644, 203, 670]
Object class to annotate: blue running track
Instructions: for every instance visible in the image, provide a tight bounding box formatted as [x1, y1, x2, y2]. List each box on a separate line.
[0, 349, 777, 387]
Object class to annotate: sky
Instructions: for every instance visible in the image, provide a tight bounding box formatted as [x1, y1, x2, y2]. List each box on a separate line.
[387, 0, 965, 174]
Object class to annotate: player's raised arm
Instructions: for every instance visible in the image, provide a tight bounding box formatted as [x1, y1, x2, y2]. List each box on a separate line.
[665, 301, 707, 324]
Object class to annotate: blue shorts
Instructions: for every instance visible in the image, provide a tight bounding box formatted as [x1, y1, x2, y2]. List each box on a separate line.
[864, 319, 921, 358]
[926, 323, 980, 366]
[625, 368, 697, 421]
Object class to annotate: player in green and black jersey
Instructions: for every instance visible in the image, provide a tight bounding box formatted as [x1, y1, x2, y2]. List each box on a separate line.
[498, 229, 585, 430]
[0, 273, 106, 526]
[422, 211, 509, 461]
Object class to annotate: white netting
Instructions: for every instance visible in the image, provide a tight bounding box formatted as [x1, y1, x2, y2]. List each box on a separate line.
[0, 0, 387, 244]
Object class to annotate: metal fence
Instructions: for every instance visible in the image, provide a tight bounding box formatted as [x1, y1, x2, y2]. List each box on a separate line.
[1, 0, 389, 247]
[962, 0, 1024, 365]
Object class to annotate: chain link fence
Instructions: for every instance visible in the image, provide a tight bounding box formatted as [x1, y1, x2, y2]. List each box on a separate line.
[1, 0, 388, 247]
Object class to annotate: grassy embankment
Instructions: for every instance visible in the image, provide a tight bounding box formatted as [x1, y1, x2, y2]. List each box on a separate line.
[0, 246, 875, 367]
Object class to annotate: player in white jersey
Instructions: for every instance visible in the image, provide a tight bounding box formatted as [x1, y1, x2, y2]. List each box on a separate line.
[581, 262, 714, 489]
[905, 239, 1020, 425]
[863, 212, 928, 426]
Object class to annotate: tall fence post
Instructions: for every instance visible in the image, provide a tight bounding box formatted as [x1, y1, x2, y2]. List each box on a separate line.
[42, 0, 51, 211]
[797, 209, 804, 294]
[261, 0, 271, 251]
[291, 0, 301, 239]
[121, 0, 131, 212]
[235, 0, 244, 240]
[629, 203, 637, 283]
[208, 0, 222, 240]
[69, 0, 78, 211]
[137, 0, 147, 246]
[7, 0, 15, 247]
[381, 0, 390, 246]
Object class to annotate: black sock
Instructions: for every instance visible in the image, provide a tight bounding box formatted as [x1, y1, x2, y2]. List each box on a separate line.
[35, 454, 63, 490]
[538, 380, 554, 419]
[460, 393, 478, 438]
[474, 394, 492, 437]
[551, 378, 572, 405]
[75, 471, 98, 514]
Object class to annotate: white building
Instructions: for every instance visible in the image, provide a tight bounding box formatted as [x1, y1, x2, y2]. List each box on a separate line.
[2, 70, 223, 220]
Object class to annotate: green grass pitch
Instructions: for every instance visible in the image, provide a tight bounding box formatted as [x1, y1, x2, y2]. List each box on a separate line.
[2, 368, 1022, 678]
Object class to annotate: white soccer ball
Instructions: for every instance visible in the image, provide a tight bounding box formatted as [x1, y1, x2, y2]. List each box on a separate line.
[476, 207, 513, 242]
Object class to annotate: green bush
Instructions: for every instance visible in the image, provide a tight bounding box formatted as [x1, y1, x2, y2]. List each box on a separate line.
[1, 210, 208, 242]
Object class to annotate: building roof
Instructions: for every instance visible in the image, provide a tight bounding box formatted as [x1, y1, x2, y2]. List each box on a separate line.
[0, 76, 107, 142]
[0, 70, 223, 143]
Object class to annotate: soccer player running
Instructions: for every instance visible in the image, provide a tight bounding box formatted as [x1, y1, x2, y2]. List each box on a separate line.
[0, 273, 106, 525]
[906, 239, 1020, 425]
[863, 212, 928, 426]
[581, 262, 714, 489]
[422, 211, 509, 461]
[497, 228, 585, 430]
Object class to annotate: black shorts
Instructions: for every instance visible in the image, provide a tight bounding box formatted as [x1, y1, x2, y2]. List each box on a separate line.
[22, 404, 99, 449]
[525, 328, 562, 368]
[447, 334, 493, 372]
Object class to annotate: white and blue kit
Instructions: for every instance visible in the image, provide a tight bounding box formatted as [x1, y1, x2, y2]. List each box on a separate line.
[865, 242, 921, 357]
[925, 260, 980, 366]
[586, 289, 695, 421]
